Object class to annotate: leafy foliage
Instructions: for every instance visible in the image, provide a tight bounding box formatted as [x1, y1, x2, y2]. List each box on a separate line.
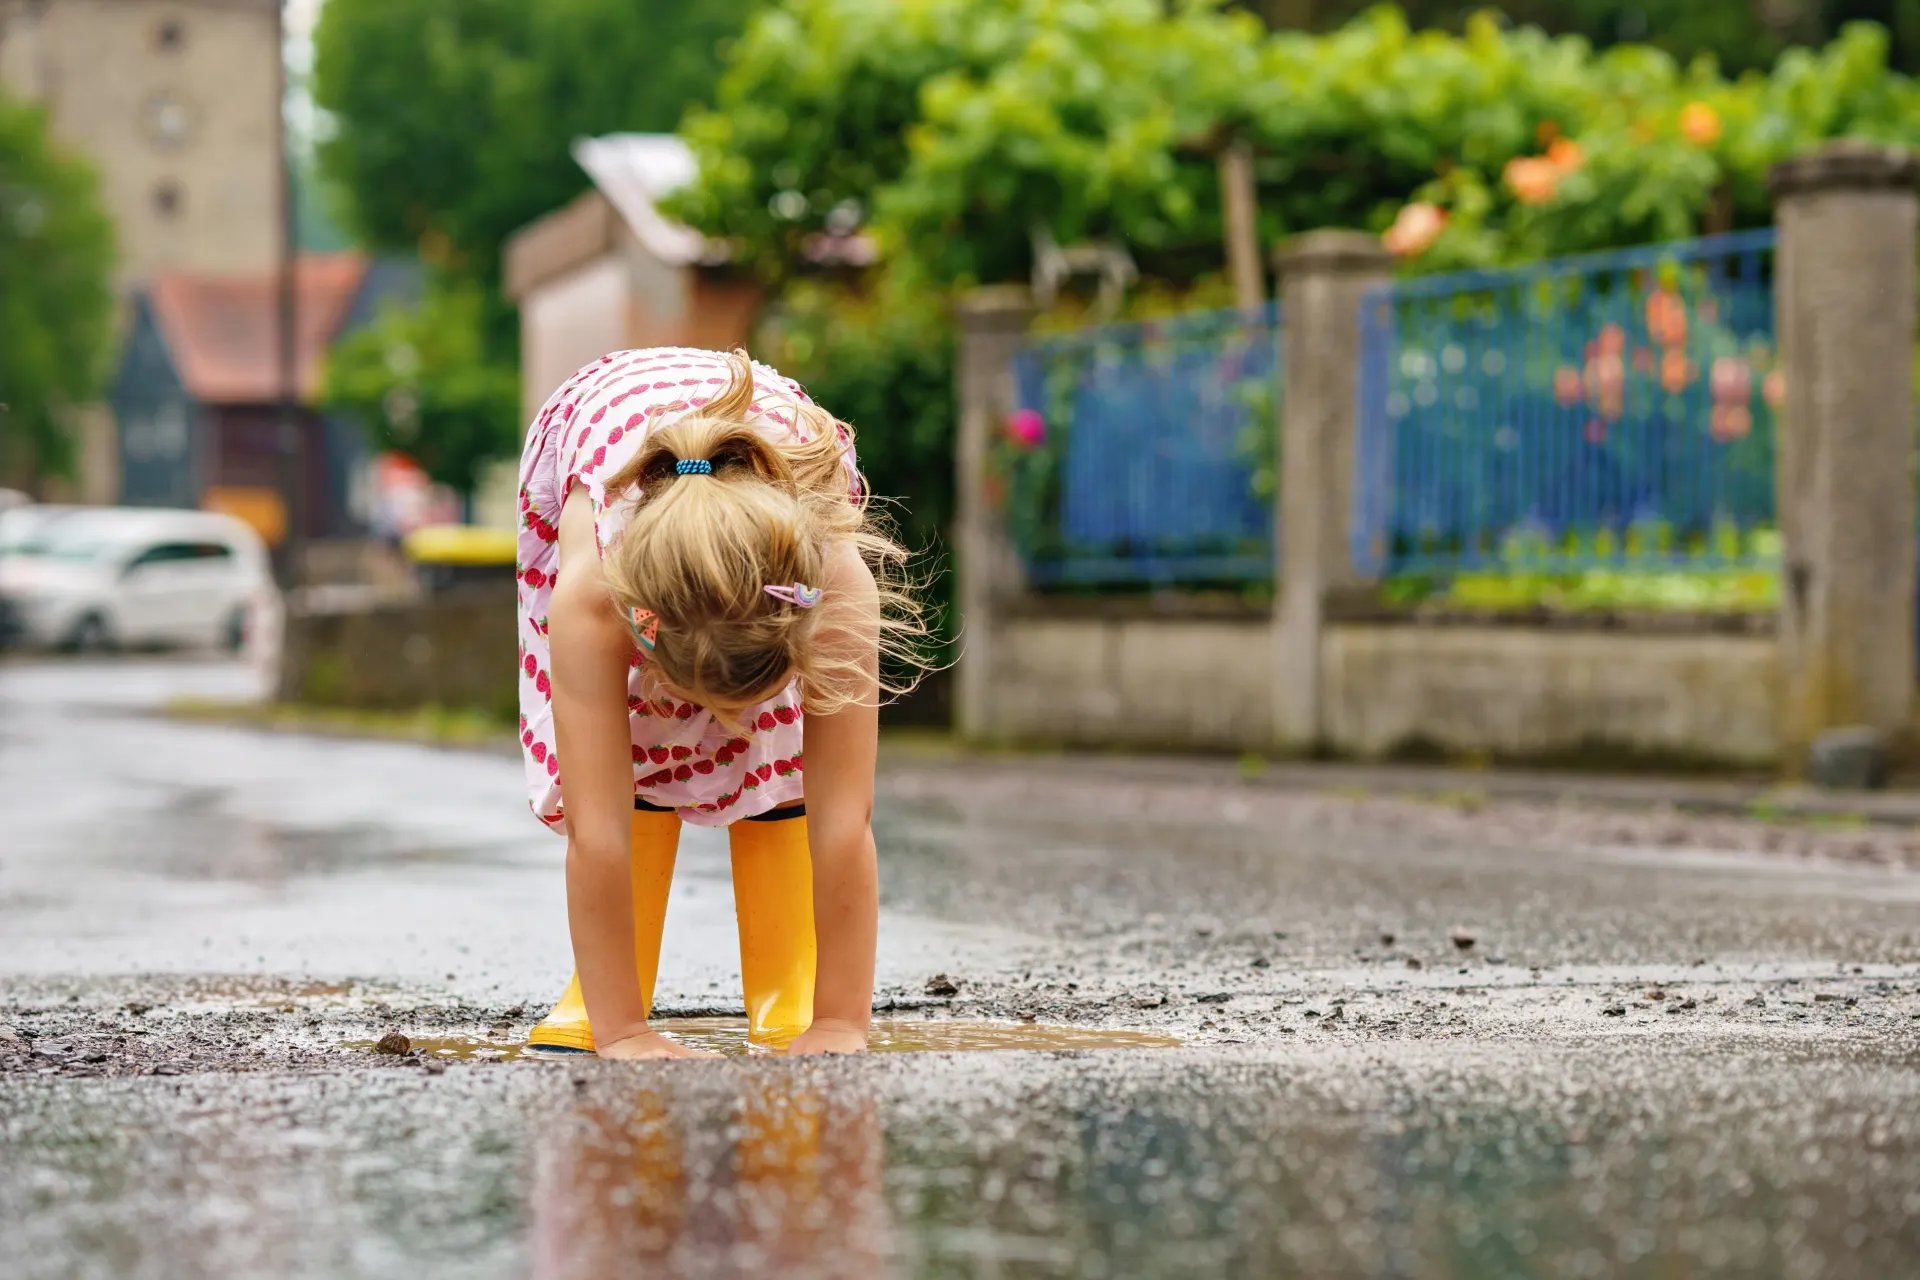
[677, 3, 1920, 288]
[310, 0, 754, 489]
[312, 0, 755, 279]
[0, 93, 115, 486]
[322, 281, 520, 497]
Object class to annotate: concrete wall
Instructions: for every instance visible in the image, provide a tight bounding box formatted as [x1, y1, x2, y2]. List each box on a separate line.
[972, 607, 1780, 767]
[1320, 626, 1779, 767]
[278, 590, 517, 720]
[986, 614, 1273, 751]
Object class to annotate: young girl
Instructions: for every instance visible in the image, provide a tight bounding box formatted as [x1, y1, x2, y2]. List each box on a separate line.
[514, 347, 919, 1059]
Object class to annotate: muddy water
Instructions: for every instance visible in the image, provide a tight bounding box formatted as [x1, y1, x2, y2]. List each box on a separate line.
[347, 1018, 1182, 1062]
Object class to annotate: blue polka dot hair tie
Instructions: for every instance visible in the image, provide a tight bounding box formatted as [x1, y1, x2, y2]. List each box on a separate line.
[675, 458, 713, 476]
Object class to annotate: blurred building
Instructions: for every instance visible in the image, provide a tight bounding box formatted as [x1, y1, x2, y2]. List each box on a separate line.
[112, 254, 421, 545]
[0, 0, 281, 283]
[0, 0, 282, 507]
[503, 134, 764, 428]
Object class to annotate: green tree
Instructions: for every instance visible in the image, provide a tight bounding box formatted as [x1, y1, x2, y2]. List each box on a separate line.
[312, 0, 757, 278]
[322, 281, 519, 499]
[0, 93, 115, 489]
[311, 0, 757, 495]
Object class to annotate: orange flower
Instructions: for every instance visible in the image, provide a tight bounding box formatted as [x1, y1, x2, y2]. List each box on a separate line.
[1546, 138, 1586, 173]
[1680, 102, 1722, 146]
[1710, 405, 1752, 443]
[1505, 156, 1560, 206]
[1660, 350, 1694, 395]
[1382, 202, 1448, 258]
[1645, 289, 1687, 347]
[1554, 366, 1584, 407]
[1762, 370, 1788, 410]
[1595, 323, 1626, 357]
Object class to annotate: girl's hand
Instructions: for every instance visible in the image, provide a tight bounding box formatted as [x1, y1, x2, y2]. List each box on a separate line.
[595, 1029, 721, 1061]
[785, 1019, 869, 1057]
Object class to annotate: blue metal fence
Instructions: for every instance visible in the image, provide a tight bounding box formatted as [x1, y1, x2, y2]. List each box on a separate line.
[1005, 303, 1279, 586]
[1353, 229, 1780, 578]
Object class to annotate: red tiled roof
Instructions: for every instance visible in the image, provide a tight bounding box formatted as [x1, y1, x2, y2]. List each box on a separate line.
[149, 254, 370, 404]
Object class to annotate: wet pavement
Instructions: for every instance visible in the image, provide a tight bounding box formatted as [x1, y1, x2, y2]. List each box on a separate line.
[2, 659, 1917, 1278]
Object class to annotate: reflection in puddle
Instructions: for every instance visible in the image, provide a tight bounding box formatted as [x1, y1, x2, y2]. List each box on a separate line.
[349, 1019, 1178, 1062]
[636, 1016, 1181, 1056]
[534, 1064, 891, 1276]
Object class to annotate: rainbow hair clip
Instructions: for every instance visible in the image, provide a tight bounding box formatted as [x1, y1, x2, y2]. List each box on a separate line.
[764, 583, 823, 608]
[629, 607, 660, 651]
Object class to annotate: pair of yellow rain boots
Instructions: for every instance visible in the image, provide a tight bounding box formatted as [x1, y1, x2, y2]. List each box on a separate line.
[527, 807, 817, 1054]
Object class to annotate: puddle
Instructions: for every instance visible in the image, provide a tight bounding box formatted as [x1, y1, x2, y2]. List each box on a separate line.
[348, 1019, 1179, 1062]
[345, 1036, 530, 1061]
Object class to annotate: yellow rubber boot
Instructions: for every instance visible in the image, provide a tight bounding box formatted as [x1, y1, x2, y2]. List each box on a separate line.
[527, 808, 682, 1053]
[728, 813, 817, 1049]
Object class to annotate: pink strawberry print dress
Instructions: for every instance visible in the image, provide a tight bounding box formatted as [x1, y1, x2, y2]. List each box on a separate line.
[514, 347, 857, 832]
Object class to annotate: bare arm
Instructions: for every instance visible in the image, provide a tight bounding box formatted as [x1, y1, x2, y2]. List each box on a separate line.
[549, 489, 688, 1057]
[786, 542, 881, 1056]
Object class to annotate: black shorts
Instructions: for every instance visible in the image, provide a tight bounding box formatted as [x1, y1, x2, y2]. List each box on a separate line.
[634, 796, 804, 822]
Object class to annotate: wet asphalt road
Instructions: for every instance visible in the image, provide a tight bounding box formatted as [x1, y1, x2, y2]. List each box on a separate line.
[2, 659, 1918, 1279]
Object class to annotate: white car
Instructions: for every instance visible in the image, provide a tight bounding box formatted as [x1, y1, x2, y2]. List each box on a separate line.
[0, 507, 278, 652]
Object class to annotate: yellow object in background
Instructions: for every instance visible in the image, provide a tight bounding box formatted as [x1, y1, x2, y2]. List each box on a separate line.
[527, 808, 817, 1053]
[401, 523, 518, 566]
[201, 486, 287, 546]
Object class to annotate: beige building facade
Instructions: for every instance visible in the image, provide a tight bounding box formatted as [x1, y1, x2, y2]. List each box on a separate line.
[0, 0, 281, 285]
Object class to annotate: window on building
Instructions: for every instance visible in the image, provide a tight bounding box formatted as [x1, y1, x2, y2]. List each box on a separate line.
[153, 181, 183, 219]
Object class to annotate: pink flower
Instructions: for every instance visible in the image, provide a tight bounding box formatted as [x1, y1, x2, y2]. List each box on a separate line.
[1005, 409, 1046, 449]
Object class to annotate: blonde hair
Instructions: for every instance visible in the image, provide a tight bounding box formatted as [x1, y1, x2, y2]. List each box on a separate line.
[600, 349, 929, 716]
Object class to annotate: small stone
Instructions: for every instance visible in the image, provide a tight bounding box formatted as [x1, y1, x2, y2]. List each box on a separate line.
[1250, 957, 1271, 969]
[153, 1064, 183, 1076]
[924, 975, 960, 998]
[1196, 992, 1232, 1004]
[1379, 931, 1396, 947]
[1450, 931, 1476, 951]
[1808, 726, 1888, 791]
[1133, 994, 1167, 1009]
[1813, 993, 1845, 1003]
[1602, 1005, 1627, 1017]
[1646, 989, 1667, 1001]
[1405, 957, 1422, 970]
[423, 1060, 448, 1075]
[124, 1003, 153, 1017]
[1745, 995, 1766, 1008]
[1324, 1005, 1345, 1022]
[374, 1031, 411, 1055]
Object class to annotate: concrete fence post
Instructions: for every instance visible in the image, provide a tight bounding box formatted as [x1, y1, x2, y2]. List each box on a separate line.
[1270, 231, 1392, 752]
[1770, 141, 1920, 770]
[953, 286, 1036, 742]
